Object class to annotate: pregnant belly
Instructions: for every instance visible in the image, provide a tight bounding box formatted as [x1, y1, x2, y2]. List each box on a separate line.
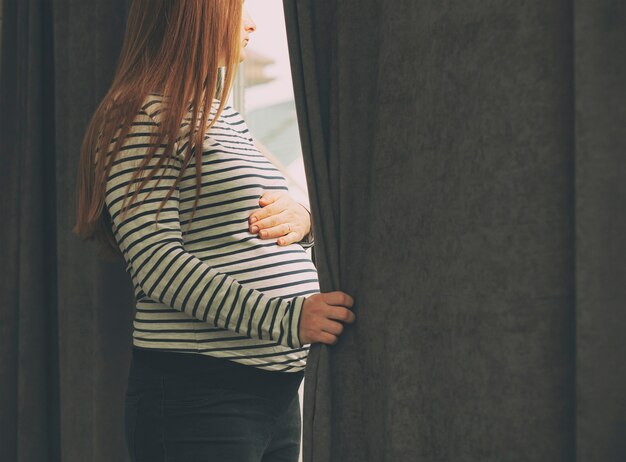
[191, 236, 320, 299]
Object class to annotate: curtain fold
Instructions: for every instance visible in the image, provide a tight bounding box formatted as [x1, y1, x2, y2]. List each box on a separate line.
[574, 1, 626, 458]
[282, 2, 339, 461]
[1, 0, 59, 459]
[284, 1, 625, 461]
[1, 0, 134, 461]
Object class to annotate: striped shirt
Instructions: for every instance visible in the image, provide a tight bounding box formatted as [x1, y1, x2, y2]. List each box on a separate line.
[103, 93, 320, 372]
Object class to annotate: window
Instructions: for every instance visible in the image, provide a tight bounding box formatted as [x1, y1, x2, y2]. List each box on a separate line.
[230, 0, 311, 215]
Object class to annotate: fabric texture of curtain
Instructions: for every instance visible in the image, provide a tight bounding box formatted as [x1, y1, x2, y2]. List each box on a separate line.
[283, 0, 625, 461]
[1, 0, 134, 461]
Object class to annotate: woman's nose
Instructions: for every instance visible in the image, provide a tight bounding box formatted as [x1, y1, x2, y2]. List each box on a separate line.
[243, 12, 256, 32]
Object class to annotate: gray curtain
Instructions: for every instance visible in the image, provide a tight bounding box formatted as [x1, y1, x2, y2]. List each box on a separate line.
[1, 0, 134, 461]
[283, 1, 625, 461]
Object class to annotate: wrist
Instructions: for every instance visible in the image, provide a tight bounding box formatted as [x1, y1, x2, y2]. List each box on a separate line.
[299, 204, 314, 245]
[300, 204, 312, 231]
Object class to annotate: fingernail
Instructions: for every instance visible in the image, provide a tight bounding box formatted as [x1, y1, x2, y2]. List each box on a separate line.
[250, 226, 258, 233]
[250, 217, 257, 223]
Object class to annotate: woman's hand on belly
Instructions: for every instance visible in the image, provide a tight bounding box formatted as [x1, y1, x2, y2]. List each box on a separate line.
[248, 191, 312, 246]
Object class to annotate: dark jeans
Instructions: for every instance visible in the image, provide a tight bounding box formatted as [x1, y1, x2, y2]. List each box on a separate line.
[124, 347, 304, 462]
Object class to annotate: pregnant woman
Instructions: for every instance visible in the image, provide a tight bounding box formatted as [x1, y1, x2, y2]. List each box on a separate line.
[72, 1, 355, 461]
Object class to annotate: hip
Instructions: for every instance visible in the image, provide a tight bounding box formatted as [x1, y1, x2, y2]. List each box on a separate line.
[124, 348, 303, 461]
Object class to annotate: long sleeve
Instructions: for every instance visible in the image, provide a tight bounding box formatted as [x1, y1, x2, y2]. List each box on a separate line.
[104, 116, 306, 349]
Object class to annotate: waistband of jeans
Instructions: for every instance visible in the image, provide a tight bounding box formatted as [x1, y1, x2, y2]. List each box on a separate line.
[131, 346, 304, 399]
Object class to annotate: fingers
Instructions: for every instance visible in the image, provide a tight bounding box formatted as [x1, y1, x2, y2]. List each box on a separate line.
[251, 221, 300, 245]
[321, 319, 344, 336]
[249, 202, 281, 224]
[250, 193, 287, 223]
[250, 213, 305, 245]
[325, 306, 356, 324]
[278, 231, 300, 246]
[318, 331, 339, 345]
[258, 191, 281, 206]
[249, 213, 285, 235]
[320, 291, 355, 308]
[314, 320, 347, 345]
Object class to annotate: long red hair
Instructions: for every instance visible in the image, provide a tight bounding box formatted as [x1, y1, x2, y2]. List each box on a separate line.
[73, 0, 243, 259]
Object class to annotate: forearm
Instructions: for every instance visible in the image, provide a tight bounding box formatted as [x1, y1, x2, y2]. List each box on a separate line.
[127, 238, 306, 348]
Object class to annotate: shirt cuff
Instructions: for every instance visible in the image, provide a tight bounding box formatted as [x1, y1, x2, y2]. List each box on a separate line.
[288, 295, 308, 348]
[298, 204, 315, 249]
